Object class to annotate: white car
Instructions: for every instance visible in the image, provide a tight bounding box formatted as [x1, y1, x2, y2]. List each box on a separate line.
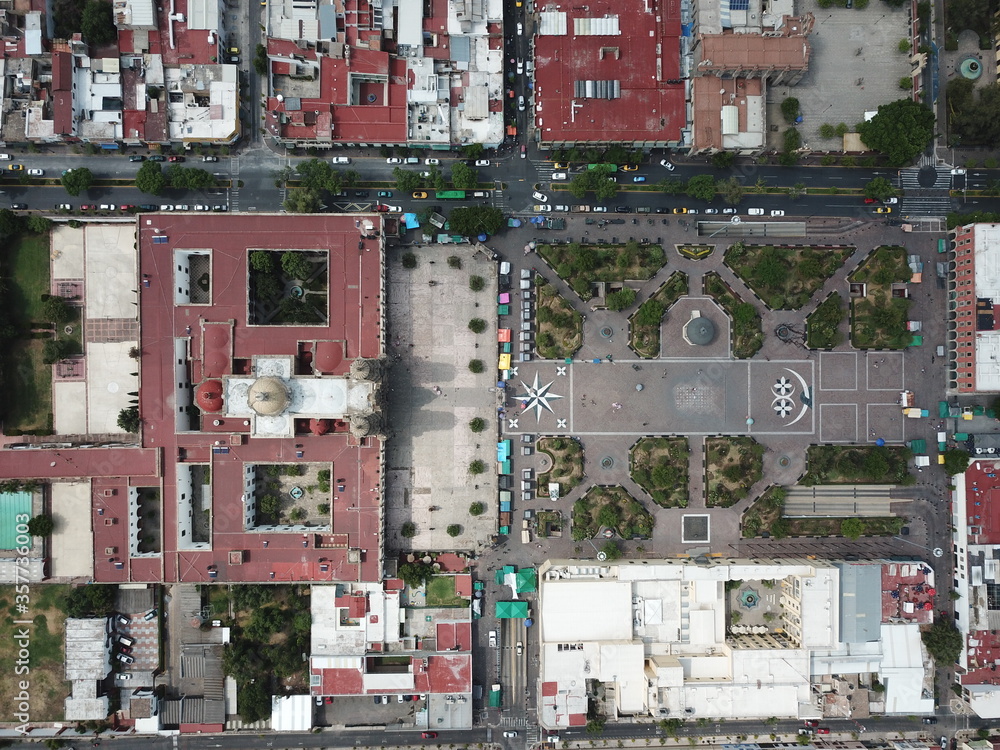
[533, 204, 551, 212]
[551, 172, 567, 181]
[885, 197, 898, 204]
[202, 155, 219, 162]
[659, 159, 675, 171]
[386, 157, 403, 164]
[553, 205, 569, 212]
[99, 204, 116, 210]
[518, 95, 525, 111]
[503, 732, 518, 738]
[424, 158, 440, 165]
[55, 203, 71, 210]
[516, 60, 524, 74]
[704, 208, 719, 214]
[770, 209, 785, 217]
[747, 208, 764, 215]
[160, 204, 174, 211]
[384, 204, 401, 212]
[516, 641, 523, 655]
[194, 204, 210, 211]
[516, 21, 523, 35]
[532, 191, 548, 202]
[500, 261, 511, 275]
[419, 171, 432, 178]
[593, 206, 608, 212]
[176, 204, 190, 211]
[475, 159, 491, 167]
[27, 168, 43, 176]
[722, 207, 737, 214]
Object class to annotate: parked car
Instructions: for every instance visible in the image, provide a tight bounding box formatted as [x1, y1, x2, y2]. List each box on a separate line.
[118, 645, 133, 655]
[167, 155, 184, 162]
[332, 156, 351, 164]
[160, 205, 174, 211]
[10, 203, 27, 210]
[475, 159, 491, 167]
[770, 209, 785, 217]
[80, 204, 94, 210]
[143, 608, 158, 621]
[149, 155, 166, 162]
[704, 208, 718, 214]
[632, 176, 646, 182]
[922, 718, 938, 725]
[27, 168, 43, 176]
[531, 191, 548, 202]
[816, 729, 831, 735]
[621, 164, 638, 171]
[518, 95, 526, 111]
[615, 206, 631, 213]
[592, 206, 607, 212]
[747, 207, 764, 215]
[117, 653, 134, 664]
[386, 157, 403, 164]
[875, 206, 891, 213]
[516, 21, 523, 34]
[553, 205, 569, 212]
[552, 172, 567, 180]
[659, 159, 675, 171]
[202, 155, 219, 162]
[672, 207, 687, 214]
[722, 207, 737, 214]
[424, 158, 440, 165]
[377, 191, 393, 197]
[804, 720, 819, 728]
[412, 191, 428, 199]
[139, 204, 157, 211]
[212, 205, 228, 211]
[7, 164, 23, 171]
[533, 204, 551, 212]
[397, 694, 404, 703]
[117, 635, 135, 647]
[516, 59, 524, 74]
[421, 732, 438, 739]
[885, 197, 898, 204]
[120, 204, 135, 211]
[419, 171, 432, 178]
[99, 204, 116, 210]
[354, 191, 370, 198]
[55, 203, 72, 210]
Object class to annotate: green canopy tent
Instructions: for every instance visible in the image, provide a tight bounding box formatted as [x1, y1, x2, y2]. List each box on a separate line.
[496, 600, 529, 619]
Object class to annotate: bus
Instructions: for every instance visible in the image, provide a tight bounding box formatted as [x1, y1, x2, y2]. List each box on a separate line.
[586, 164, 618, 172]
[435, 190, 467, 200]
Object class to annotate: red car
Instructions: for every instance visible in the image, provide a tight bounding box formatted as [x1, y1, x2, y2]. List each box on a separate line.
[168, 155, 184, 162]
[816, 728, 830, 734]
[804, 720, 819, 728]
[80, 205, 93, 210]
[421, 732, 438, 739]
[864, 198, 878, 204]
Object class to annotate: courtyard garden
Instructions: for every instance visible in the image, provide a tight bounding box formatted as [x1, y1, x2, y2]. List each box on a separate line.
[571, 485, 654, 541]
[629, 271, 689, 358]
[806, 292, 847, 349]
[536, 510, 563, 538]
[849, 246, 913, 349]
[254, 463, 332, 526]
[725, 243, 853, 310]
[535, 280, 584, 359]
[706, 436, 765, 507]
[538, 241, 665, 301]
[801, 445, 914, 485]
[537, 437, 585, 497]
[630, 437, 690, 507]
[425, 575, 469, 607]
[248, 250, 329, 325]
[703, 272, 762, 358]
[741, 486, 904, 539]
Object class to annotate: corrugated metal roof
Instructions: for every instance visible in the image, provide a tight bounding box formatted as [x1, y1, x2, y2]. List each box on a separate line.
[538, 11, 567, 35]
[835, 562, 882, 644]
[573, 16, 620, 35]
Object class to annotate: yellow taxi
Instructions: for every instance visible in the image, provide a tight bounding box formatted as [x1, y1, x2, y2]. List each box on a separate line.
[7, 164, 23, 171]
[412, 191, 428, 199]
[875, 206, 892, 213]
[621, 165, 638, 171]
[672, 207, 687, 214]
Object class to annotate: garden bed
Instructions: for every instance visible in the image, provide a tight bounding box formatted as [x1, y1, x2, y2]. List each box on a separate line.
[248, 250, 329, 325]
[536, 510, 563, 538]
[806, 292, 847, 349]
[706, 436, 764, 507]
[571, 486, 654, 541]
[536, 281, 584, 359]
[629, 272, 688, 358]
[537, 437, 585, 496]
[538, 241, 665, 301]
[725, 243, 852, 310]
[741, 486, 905, 539]
[849, 246, 913, 349]
[801, 445, 913, 485]
[630, 437, 690, 507]
[703, 272, 762, 359]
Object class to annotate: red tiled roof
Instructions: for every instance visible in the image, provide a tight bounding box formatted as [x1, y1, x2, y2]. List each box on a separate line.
[52, 52, 73, 135]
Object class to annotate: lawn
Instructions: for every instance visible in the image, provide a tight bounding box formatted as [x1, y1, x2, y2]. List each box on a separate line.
[536, 510, 563, 538]
[425, 575, 468, 608]
[706, 437, 764, 507]
[630, 437, 690, 507]
[5, 232, 51, 329]
[801, 445, 914, 485]
[2, 339, 53, 433]
[572, 486, 654, 541]
[0, 584, 73, 722]
[629, 271, 688, 358]
[538, 241, 665, 301]
[703, 272, 762, 359]
[537, 437, 585, 497]
[535, 281, 583, 359]
[806, 292, 847, 349]
[725, 243, 853, 310]
[849, 246, 913, 349]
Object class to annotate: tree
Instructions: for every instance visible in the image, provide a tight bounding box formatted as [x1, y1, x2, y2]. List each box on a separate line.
[135, 161, 166, 195]
[0, 208, 21, 236]
[857, 98, 935, 167]
[423, 166, 446, 190]
[249, 250, 275, 274]
[468, 359, 485, 373]
[27, 216, 52, 234]
[398, 560, 435, 587]
[117, 405, 140, 433]
[451, 162, 478, 190]
[42, 338, 72, 364]
[81, 0, 116, 44]
[393, 167, 422, 191]
[448, 206, 504, 235]
[685, 174, 716, 202]
[942, 448, 971, 475]
[65, 584, 117, 617]
[921, 618, 964, 665]
[283, 187, 322, 213]
[841, 517, 865, 540]
[600, 540, 622, 560]
[721, 176, 744, 205]
[27, 514, 55, 536]
[783, 128, 802, 152]
[606, 288, 636, 311]
[41, 296, 72, 325]
[634, 299, 665, 327]
[780, 97, 801, 124]
[468, 318, 487, 333]
[469, 502, 485, 516]
[469, 417, 486, 432]
[469, 459, 486, 474]
[61, 167, 94, 196]
[400, 522, 416, 538]
[711, 151, 735, 169]
[166, 165, 215, 189]
[446, 524, 461, 537]
[461, 143, 485, 160]
[281, 251, 313, 281]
